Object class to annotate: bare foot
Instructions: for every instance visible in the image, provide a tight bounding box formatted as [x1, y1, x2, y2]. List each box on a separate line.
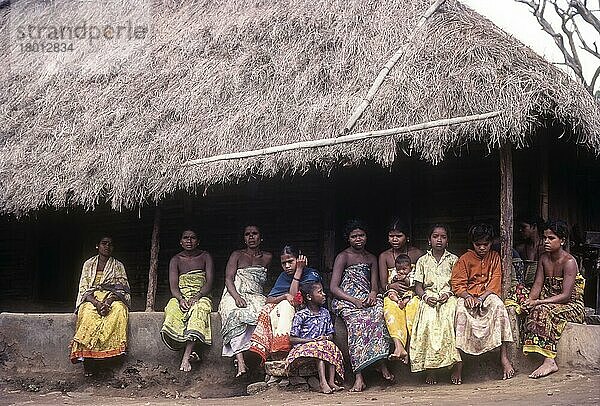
[501, 355, 515, 380]
[235, 365, 247, 378]
[320, 381, 333, 394]
[179, 358, 192, 372]
[451, 362, 463, 385]
[529, 357, 558, 379]
[349, 374, 366, 392]
[329, 382, 344, 391]
[425, 371, 437, 385]
[377, 363, 395, 381]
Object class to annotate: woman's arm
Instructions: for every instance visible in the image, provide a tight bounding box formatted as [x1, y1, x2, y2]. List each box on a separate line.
[290, 336, 316, 345]
[194, 253, 214, 299]
[225, 251, 247, 307]
[330, 252, 362, 308]
[378, 252, 389, 294]
[528, 257, 546, 300]
[288, 255, 306, 299]
[365, 255, 379, 306]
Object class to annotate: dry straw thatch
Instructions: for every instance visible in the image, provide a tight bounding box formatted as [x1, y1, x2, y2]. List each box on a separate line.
[0, 0, 598, 215]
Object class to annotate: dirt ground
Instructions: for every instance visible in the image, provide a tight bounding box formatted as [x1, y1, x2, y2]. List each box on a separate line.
[1, 367, 599, 406]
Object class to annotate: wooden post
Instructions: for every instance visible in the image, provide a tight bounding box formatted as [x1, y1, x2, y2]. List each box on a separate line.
[145, 205, 161, 312]
[500, 144, 513, 300]
[538, 136, 549, 220]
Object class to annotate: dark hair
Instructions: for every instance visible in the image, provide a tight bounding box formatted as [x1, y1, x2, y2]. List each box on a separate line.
[388, 218, 409, 235]
[469, 223, 494, 243]
[517, 215, 546, 230]
[429, 224, 450, 239]
[280, 244, 299, 258]
[545, 219, 569, 240]
[96, 234, 113, 245]
[243, 224, 261, 234]
[181, 229, 198, 238]
[299, 281, 322, 302]
[344, 219, 367, 240]
[395, 254, 411, 266]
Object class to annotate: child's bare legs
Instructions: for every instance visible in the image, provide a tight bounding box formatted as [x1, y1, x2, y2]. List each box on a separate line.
[529, 357, 558, 379]
[451, 361, 463, 384]
[180, 341, 194, 372]
[317, 360, 333, 394]
[235, 352, 247, 377]
[500, 342, 515, 380]
[350, 372, 366, 392]
[389, 337, 409, 364]
[327, 363, 343, 391]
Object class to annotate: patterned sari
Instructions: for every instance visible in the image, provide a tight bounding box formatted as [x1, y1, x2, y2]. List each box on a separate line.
[249, 301, 296, 362]
[506, 274, 585, 358]
[218, 266, 267, 356]
[70, 256, 130, 363]
[161, 270, 213, 350]
[331, 263, 390, 372]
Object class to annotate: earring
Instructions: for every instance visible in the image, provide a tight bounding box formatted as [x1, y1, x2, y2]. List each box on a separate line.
[95, 246, 99, 249]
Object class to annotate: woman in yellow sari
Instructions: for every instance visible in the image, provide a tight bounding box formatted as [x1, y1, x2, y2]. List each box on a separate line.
[70, 236, 130, 375]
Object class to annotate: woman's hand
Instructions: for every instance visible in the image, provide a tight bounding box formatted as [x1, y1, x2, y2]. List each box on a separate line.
[389, 282, 408, 294]
[352, 298, 364, 309]
[179, 298, 190, 311]
[296, 254, 308, 272]
[523, 298, 539, 309]
[364, 291, 378, 307]
[464, 296, 479, 309]
[424, 295, 437, 307]
[438, 293, 450, 304]
[284, 293, 295, 304]
[234, 295, 248, 308]
[94, 300, 109, 316]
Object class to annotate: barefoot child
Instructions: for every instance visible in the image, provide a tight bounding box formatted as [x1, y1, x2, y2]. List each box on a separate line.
[384, 254, 419, 363]
[409, 225, 462, 384]
[286, 282, 344, 394]
[452, 223, 514, 382]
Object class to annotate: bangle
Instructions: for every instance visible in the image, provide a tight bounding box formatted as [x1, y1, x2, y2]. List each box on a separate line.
[293, 277, 301, 282]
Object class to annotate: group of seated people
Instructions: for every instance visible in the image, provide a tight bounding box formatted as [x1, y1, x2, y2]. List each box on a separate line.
[69, 217, 585, 393]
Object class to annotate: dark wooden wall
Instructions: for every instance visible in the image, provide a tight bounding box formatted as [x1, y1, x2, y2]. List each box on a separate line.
[1, 142, 598, 312]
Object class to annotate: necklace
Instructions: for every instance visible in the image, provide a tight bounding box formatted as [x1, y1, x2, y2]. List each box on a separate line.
[244, 248, 262, 258]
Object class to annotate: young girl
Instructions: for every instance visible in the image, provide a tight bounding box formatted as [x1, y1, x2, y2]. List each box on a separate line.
[409, 225, 462, 384]
[286, 282, 344, 394]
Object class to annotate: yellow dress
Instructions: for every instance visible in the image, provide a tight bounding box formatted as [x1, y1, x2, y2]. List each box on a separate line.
[70, 256, 130, 362]
[161, 270, 213, 349]
[409, 250, 461, 372]
[383, 266, 419, 347]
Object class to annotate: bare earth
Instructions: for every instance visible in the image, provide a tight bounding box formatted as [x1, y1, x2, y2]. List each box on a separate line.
[1, 368, 599, 406]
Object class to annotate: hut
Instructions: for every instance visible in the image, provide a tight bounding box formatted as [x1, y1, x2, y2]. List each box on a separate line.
[0, 0, 599, 312]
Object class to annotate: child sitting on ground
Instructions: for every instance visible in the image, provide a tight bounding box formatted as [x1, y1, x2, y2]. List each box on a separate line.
[285, 281, 344, 394]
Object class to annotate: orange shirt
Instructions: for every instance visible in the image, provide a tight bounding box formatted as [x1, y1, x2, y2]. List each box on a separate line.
[451, 250, 502, 297]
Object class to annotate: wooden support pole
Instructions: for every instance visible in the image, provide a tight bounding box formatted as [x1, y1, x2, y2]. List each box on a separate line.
[500, 144, 513, 300]
[183, 110, 503, 166]
[343, 0, 446, 133]
[145, 205, 161, 312]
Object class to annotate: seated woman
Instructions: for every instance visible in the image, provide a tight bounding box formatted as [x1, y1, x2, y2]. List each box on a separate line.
[70, 236, 130, 376]
[330, 219, 392, 392]
[218, 225, 273, 377]
[451, 223, 514, 382]
[409, 225, 461, 384]
[506, 220, 585, 379]
[249, 245, 321, 363]
[515, 216, 545, 287]
[161, 229, 214, 372]
[379, 219, 424, 362]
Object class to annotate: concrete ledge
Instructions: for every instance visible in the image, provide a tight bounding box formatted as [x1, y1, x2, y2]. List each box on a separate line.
[0, 312, 227, 376]
[1, 312, 598, 379]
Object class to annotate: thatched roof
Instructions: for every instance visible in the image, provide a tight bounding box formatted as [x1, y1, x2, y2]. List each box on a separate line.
[1, 0, 599, 215]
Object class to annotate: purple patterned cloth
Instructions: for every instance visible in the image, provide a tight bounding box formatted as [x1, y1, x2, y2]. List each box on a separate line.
[331, 263, 390, 372]
[290, 307, 334, 342]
